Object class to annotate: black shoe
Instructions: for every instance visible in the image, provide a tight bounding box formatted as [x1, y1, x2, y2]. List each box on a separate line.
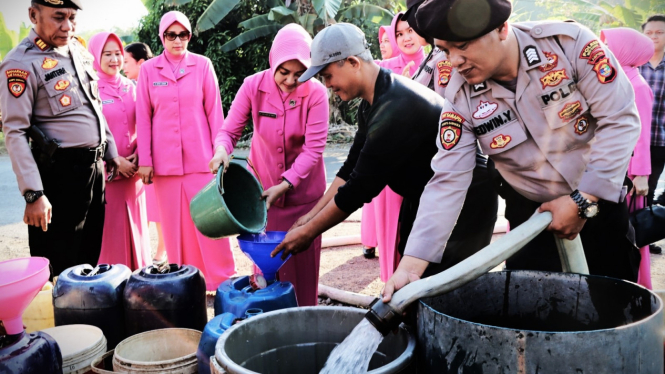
[655, 194, 665, 206]
[650, 244, 662, 254]
[363, 247, 376, 259]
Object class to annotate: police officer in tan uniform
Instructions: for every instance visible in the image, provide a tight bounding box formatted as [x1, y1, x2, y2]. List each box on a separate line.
[382, 0, 642, 302]
[0, 0, 121, 278]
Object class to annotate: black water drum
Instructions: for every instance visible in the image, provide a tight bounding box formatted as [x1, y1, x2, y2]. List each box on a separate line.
[124, 264, 207, 336]
[417, 271, 663, 374]
[53, 264, 131, 349]
[0, 331, 63, 374]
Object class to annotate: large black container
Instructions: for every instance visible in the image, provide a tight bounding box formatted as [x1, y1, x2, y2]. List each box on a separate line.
[0, 331, 63, 374]
[417, 270, 664, 373]
[53, 263, 131, 349]
[124, 264, 207, 335]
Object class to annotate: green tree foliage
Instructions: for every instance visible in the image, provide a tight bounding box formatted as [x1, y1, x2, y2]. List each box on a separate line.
[534, 0, 665, 33]
[136, 0, 273, 125]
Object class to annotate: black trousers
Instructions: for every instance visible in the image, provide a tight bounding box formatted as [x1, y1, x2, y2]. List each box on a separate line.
[648, 145, 665, 205]
[397, 165, 498, 278]
[29, 147, 106, 280]
[499, 181, 640, 282]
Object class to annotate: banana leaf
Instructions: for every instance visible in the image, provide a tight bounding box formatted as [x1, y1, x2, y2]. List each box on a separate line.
[313, 0, 342, 20]
[221, 24, 283, 52]
[268, 6, 296, 22]
[336, 4, 393, 25]
[196, 0, 242, 34]
[164, 0, 193, 5]
[239, 14, 276, 30]
[298, 14, 319, 35]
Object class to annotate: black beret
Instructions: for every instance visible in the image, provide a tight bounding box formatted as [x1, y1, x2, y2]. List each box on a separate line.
[33, 0, 83, 10]
[415, 0, 511, 42]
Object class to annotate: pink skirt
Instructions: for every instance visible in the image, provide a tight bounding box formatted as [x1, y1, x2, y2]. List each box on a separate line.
[361, 201, 378, 248]
[260, 200, 322, 307]
[361, 187, 402, 282]
[144, 183, 160, 223]
[627, 191, 651, 289]
[99, 175, 151, 270]
[153, 173, 235, 291]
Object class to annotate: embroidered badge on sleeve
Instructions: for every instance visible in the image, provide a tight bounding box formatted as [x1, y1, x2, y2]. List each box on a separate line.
[539, 52, 558, 72]
[6, 69, 30, 98]
[439, 112, 464, 150]
[574, 117, 589, 135]
[539, 69, 569, 89]
[41, 58, 58, 70]
[490, 134, 512, 149]
[437, 60, 452, 87]
[593, 57, 617, 84]
[558, 101, 582, 121]
[54, 80, 70, 91]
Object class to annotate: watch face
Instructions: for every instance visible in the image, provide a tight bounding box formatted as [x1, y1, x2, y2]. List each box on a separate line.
[585, 204, 599, 218]
[25, 192, 35, 203]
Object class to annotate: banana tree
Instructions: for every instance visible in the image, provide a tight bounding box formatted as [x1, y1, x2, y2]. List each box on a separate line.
[165, 0, 391, 52]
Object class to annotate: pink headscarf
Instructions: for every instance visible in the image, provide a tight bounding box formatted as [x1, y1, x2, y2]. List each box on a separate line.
[159, 11, 192, 44]
[600, 27, 654, 76]
[88, 32, 124, 89]
[158, 11, 192, 64]
[378, 25, 399, 59]
[390, 12, 425, 75]
[269, 23, 312, 77]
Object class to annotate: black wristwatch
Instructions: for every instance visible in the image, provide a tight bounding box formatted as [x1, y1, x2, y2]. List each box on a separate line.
[570, 189, 599, 219]
[24, 190, 44, 204]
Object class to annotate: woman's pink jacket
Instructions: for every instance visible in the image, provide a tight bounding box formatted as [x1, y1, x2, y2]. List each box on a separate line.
[136, 52, 224, 175]
[214, 72, 329, 208]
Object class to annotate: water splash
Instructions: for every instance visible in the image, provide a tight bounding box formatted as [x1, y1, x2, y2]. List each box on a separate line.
[256, 231, 269, 243]
[319, 319, 384, 374]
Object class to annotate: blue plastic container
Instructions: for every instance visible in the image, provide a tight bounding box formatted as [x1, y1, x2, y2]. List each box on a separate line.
[53, 263, 131, 349]
[236, 231, 291, 282]
[213, 276, 298, 318]
[0, 331, 63, 374]
[196, 313, 239, 374]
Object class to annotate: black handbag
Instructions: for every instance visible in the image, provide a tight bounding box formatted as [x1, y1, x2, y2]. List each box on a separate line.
[629, 196, 665, 248]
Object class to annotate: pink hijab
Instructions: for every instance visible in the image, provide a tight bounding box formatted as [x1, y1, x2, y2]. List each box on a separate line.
[88, 32, 124, 89]
[389, 12, 425, 75]
[378, 25, 399, 59]
[269, 23, 312, 77]
[600, 27, 654, 77]
[158, 11, 192, 63]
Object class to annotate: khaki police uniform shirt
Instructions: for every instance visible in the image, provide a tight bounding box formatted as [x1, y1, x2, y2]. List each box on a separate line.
[412, 48, 451, 97]
[0, 30, 118, 194]
[404, 21, 640, 263]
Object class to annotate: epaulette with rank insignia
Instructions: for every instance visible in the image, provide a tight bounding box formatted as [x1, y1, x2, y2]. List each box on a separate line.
[74, 36, 87, 49]
[34, 37, 50, 51]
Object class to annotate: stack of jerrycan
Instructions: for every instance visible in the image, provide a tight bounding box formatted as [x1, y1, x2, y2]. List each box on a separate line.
[124, 263, 208, 336]
[53, 264, 131, 349]
[0, 257, 63, 374]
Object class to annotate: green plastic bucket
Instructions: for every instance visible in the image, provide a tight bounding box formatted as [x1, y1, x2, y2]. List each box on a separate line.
[190, 160, 267, 239]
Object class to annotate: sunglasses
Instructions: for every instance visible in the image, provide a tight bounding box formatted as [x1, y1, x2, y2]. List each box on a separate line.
[163, 31, 191, 41]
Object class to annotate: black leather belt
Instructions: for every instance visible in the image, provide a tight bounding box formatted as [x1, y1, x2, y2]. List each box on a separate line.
[53, 143, 106, 165]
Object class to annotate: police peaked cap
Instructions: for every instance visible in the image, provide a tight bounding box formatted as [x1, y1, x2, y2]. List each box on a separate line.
[32, 0, 83, 10]
[415, 0, 512, 42]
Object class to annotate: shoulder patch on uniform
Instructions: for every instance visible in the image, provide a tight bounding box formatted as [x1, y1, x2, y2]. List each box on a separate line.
[523, 45, 542, 67]
[592, 57, 616, 84]
[579, 40, 602, 60]
[539, 52, 558, 72]
[437, 60, 452, 87]
[5, 69, 29, 98]
[539, 69, 569, 89]
[34, 37, 49, 51]
[439, 112, 464, 150]
[41, 58, 58, 70]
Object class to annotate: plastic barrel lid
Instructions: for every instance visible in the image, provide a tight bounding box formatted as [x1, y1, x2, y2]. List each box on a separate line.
[41, 325, 105, 360]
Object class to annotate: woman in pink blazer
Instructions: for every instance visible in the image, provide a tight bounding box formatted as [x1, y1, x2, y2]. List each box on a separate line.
[89, 32, 151, 270]
[136, 11, 234, 290]
[601, 27, 655, 289]
[210, 24, 328, 306]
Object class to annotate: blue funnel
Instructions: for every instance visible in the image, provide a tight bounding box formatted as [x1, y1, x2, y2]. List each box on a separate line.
[237, 231, 291, 282]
